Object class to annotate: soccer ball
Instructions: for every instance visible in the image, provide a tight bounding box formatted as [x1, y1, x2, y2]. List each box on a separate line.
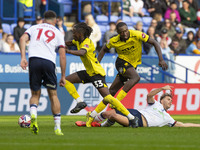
[18, 115, 31, 128]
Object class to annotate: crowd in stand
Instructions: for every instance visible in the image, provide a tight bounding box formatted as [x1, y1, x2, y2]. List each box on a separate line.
[0, 0, 200, 56]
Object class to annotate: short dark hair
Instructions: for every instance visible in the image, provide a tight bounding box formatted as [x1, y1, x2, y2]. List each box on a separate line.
[44, 10, 57, 20]
[74, 22, 93, 38]
[160, 93, 172, 101]
[116, 22, 127, 31]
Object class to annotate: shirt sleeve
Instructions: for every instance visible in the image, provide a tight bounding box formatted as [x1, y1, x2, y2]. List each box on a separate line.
[166, 114, 176, 127]
[106, 39, 113, 49]
[72, 40, 77, 46]
[135, 30, 149, 42]
[81, 40, 90, 52]
[57, 32, 65, 47]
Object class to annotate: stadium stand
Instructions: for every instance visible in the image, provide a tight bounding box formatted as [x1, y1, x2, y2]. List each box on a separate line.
[2, 23, 11, 34]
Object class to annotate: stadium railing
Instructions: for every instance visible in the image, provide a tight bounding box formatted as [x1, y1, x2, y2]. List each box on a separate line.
[78, 0, 123, 23]
[142, 55, 200, 83]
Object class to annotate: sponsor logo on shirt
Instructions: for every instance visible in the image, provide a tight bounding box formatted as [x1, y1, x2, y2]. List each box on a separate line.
[142, 33, 146, 38]
[84, 44, 89, 48]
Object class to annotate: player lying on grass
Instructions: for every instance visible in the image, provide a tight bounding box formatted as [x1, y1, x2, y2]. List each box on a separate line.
[76, 85, 200, 127]
[64, 22, 138, 127]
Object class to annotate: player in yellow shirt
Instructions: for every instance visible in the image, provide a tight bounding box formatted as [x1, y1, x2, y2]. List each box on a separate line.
[65, 22, 139, 127]
[91, 22, 168, 114]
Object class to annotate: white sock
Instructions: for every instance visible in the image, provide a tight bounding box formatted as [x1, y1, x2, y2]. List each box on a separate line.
[101, 119, 115, 127]
[127, 113, 135, 120]
[30, 104, 37, 118]
[76, 97, 83, 103]
[54, 113, 61, 130]
[90, 110, 98, 118]
[94, 113, 106, 122]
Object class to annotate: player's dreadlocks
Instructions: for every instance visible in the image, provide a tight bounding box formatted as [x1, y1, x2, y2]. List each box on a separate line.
[74, 22, 93, 38]
[116, 22, 127, 31]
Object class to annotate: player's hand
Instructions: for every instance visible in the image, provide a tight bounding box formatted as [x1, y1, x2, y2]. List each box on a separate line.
[162, 85, 173, 91]
[20, 58, 28, 70]
[59, 77, 66, 87]
[158, 60, 168, 70]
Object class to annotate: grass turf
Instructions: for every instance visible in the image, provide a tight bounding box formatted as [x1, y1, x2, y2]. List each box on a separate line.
[0, 115, 200, 150]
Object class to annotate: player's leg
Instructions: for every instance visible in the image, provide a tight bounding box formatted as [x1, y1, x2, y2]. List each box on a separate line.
[30, 90, 40, 134]
[64, 71, 87, 113]
[87, 86, 138, 127]
[47, 88, 63, 135]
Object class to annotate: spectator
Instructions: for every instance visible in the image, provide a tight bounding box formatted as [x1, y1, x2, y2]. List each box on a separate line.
[143, 26, 156, 54]
[177, 0, 184, 9]
[102, 2, 120, 16]
[119, 0, 133, 17]
[150, 19, 160, 36]
[195, 27, 200, 40]
[13, 18, 26, 44]
[187, 0, 198, 11]
[116, 19, 123, 25]
[157, 28, 172, 46]
[185, 31, 195, 47]
[17, 0, 33, 18]
[164, 2, 181, 22]
[169, 38, 183, 55]
[0, 32, 8, 51]
[134, 21, 144, 32]
[145, 0, 167, 18]
[0, 18, 2, 34]
[186, 38, 200, 54]
[32, 16, 43, 25]
[82, 2, 92, 19]
[197, 9, 200, 25]
[130, 0, 145, 17]
[56, 16, 67, 38]
[179, 0, 198, 28]
[153, 13, 164, 35]
[161, 19, 176, 38]
[172, 27, 187, 54]
[2, 34, 20, 53]
[169, 11, 180, 27]
[103, 22, 117, 53]
[85, 14, 101, 49]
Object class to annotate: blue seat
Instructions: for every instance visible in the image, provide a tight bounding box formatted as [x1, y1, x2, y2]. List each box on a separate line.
[2, 23, 11, 34]
[142, 8, 150, 16]
[99, 25, 107, 34]
[24, 24, 32, 29]
[143, 26, 149, 33]
[110, 15, 119, 22]
[11, 23, 17, 34]
[96, 15, 108, 25]
[142, 17, 152, 26]
[131, 16, 142, 26]
[128, 26, 135, 30]
[122, 16, 132, 26]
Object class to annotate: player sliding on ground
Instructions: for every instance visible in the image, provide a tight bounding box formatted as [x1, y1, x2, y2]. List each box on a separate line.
[76, 85, 200, 128]
[20, 10, 66, 135]
[86, 21, 168, 127]
[64, 22, 138, 127]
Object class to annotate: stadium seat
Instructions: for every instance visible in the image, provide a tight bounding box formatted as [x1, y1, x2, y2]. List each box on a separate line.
[24, 24, 32, 29]
[142, 8, 150, 16]
[57, 0, 72, 14]
[143, 26, 149, 33]
[142, 17, 152, 26]
[10, 23, 17, 34]
[110, 15, 119, 22]
[131, 16, 142, 26]
[96, 15, 108, 25]
[122, 16, 132, 26]
[99, 25, 107, 34]
[2, 23, 11, 34]
[128, 26, 135, 30]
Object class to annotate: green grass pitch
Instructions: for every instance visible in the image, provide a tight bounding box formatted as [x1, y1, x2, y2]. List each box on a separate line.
[0, 115, 200, 150]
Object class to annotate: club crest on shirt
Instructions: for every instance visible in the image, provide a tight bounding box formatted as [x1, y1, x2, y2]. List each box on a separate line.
[142, 33, 146, 38]
[84, 44, 89, 48]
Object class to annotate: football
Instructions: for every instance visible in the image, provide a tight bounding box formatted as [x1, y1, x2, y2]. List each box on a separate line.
[18, 115, 31, 128]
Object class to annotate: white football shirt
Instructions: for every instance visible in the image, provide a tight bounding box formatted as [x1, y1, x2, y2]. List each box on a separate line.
[25, 23, 65, 64]
[139, 101, 176, 127]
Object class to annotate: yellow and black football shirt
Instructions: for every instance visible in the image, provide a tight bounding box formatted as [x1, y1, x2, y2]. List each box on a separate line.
[106, 30, 149, 68]
[72, 38, 106, 77]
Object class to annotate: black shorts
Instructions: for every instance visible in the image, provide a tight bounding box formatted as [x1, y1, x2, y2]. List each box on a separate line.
[116, 109, 143, 127]
[77, 70, 107, 89]
[29, 57, 57, 91]
[115, 57, 134, 83]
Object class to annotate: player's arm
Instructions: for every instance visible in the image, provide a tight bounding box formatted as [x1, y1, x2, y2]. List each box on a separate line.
[98, 45, 110, 62]
[147, 37, 168, 70]
[174, 121, 200, 127]
[66, 47, 87, 56]
[19, 33, 29, 70]
[58, 47, 66, 87]
[147, 85, 173, 104]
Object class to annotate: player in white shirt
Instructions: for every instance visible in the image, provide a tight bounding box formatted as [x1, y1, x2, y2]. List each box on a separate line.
[76, 85, 200, 127]
[19, 10, 66, 135]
